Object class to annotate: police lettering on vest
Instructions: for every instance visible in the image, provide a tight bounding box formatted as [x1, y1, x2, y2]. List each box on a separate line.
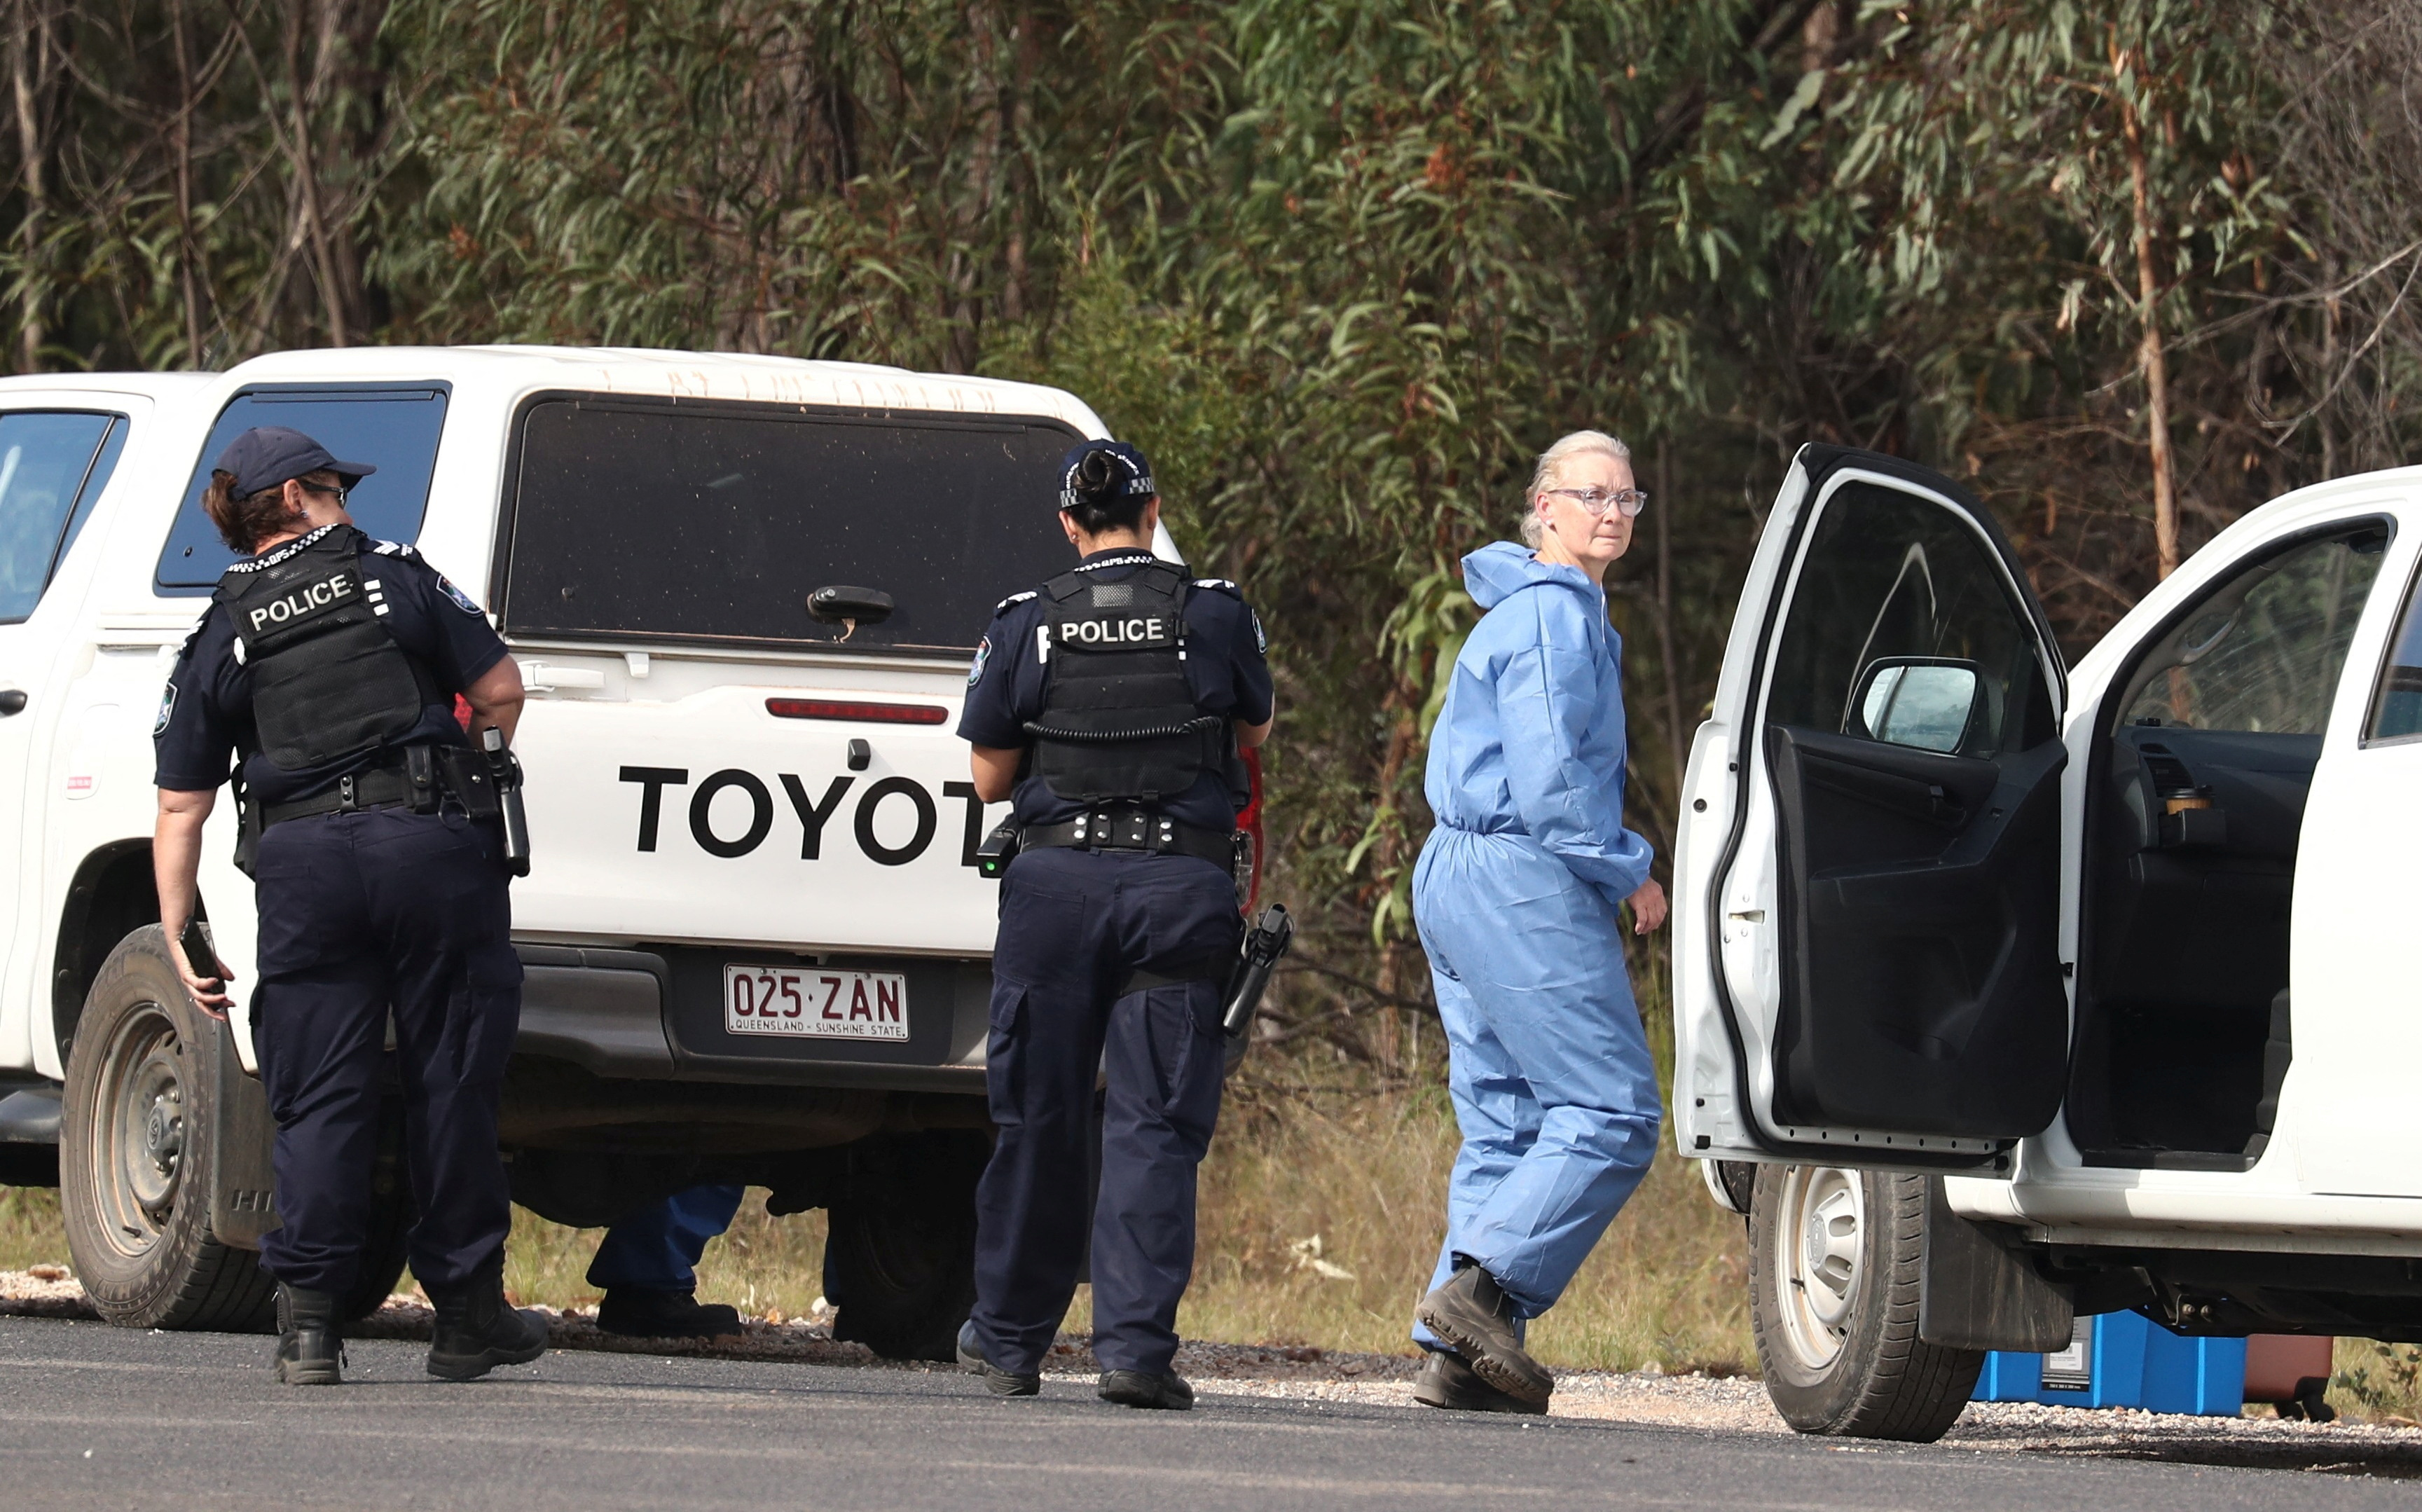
[213, 524, 436, 771]
[1057, 614, 1174, 649]
[247, 570, 357, 633]
[1026, 558, 1230, 804]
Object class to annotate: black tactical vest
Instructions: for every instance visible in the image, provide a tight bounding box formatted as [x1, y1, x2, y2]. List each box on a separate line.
[1026, 558, 1229, 803]
[212, 525, 433, 770]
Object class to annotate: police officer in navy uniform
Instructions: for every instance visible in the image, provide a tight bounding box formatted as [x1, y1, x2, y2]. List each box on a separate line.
[953, 440, 1274, 1410]
[153, 426, 548, 1385]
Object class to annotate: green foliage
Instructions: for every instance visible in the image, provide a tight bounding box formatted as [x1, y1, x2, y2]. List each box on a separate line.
[2334, 1340, 2422, 1418]
[4, 0, 2412, 997]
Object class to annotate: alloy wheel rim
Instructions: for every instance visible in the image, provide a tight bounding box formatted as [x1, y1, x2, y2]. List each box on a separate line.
[89, 1003, 188, 1260]
[1775, 1164, 1864, 1373]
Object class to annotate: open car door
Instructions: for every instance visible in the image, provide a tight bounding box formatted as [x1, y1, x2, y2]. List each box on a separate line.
[1673, 446, 2070, 1171]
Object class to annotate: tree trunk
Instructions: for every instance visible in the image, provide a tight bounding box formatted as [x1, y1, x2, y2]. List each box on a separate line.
[1655, 438, 1687, 802]
[286, 0, 350, 348]
[2119, 68, 2178, 579]
[171, 0, 209, 366]
[9, 0, 63, 371]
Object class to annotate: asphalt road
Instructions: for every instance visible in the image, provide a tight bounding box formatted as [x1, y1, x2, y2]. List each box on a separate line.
[1, 1315, 2415, 1511]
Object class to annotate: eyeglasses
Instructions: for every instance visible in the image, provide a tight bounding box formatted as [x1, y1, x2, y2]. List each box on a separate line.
[301, 480, 351, 507]
[1541, 486, 1649, 518]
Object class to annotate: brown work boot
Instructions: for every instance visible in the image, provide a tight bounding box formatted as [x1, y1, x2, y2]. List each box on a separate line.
[1413, 1263, 1553, 1406]
[1412, 1347, 1547, 1415]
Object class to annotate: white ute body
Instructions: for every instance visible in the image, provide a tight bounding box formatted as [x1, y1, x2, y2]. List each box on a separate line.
[1670, 444, 2422, 1438]
[3, 348, 1137, 1087]
[1, 348, 1234, 1335]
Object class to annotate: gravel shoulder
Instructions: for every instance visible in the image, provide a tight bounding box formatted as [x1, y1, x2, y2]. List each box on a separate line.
[11, 1267, 2420, 1478]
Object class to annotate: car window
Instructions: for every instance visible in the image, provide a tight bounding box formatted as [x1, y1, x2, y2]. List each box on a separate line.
[2119, 529, 2385, 735]
[1766, 481, 2053, 758]
[0, 411, 127, 624]
[155, 385, 450, 593]
[498, 397, 1082, 654]
[2367, 556, 2422, 743]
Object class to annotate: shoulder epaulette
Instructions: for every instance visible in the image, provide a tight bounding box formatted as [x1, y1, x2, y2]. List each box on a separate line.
[371, 539, 420, 560]
[1190, 577, 1241, 596]
[993, 589, 1038, 615]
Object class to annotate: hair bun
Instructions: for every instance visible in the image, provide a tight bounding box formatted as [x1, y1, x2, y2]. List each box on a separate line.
[1074, 447, 1122, 502]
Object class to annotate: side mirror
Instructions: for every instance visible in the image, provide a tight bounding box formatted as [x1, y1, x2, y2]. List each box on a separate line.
[1850, 657, 1981, 754]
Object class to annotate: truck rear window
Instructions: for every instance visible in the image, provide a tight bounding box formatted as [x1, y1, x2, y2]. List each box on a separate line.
[156, 385, 450, 592]
[497, 397, 1082, 654]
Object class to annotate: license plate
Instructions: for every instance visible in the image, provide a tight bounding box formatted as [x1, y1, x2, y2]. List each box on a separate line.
[723, 964, 909, 1042]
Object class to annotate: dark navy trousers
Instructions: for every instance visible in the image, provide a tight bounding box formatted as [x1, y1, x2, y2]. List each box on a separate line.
[586, 1185, 747, 1291]
[968, 846, 1241, 1377]
[249, 806, 523, 1296]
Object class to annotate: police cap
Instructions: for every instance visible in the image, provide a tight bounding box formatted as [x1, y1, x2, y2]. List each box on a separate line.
[1057, 441, 1155, 512]
[216, 425, 378, 499]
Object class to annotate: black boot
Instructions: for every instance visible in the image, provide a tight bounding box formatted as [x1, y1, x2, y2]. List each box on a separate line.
[1098, 1369, 1195, 1410]
[596, 1287, 743, 1340]
[956, 1319, 1041, 1398]
[273, 1283, 343, 1387]
[1413, 1262, 1553, 1406]
[426, 1254, 549, 1381]
[1412, 1347, 1547, 1415]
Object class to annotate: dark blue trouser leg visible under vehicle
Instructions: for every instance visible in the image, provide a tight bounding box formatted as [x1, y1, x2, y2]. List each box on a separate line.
[249, 808, 523, 1297]
[587, 1185, 748, 1293]
[967, 846, 1241, 1378]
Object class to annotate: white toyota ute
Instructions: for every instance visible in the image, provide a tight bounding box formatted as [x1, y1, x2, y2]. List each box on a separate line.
[1672, 443, 2422, 1440]
[0, 345, 1194, 1359]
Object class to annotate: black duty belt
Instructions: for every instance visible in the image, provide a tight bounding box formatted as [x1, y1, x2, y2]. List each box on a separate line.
[1021, 807, 1239, 871]
[260, 756, 425, 830]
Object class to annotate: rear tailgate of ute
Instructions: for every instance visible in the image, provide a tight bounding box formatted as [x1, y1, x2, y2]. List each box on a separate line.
[508, 659, 1003, 1078]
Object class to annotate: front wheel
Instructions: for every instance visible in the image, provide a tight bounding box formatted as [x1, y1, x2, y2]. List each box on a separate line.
[60, 928, 277, 1332]
[1749, 1164, 1983, 1442]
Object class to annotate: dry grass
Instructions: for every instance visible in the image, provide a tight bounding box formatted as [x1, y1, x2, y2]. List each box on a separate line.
[1175, 1069, 1752, 1373]
[0, 1070, 1747, 1374]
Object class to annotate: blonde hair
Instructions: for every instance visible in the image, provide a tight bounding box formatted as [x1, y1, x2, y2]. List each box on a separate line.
[1520, 429, 1632, 548]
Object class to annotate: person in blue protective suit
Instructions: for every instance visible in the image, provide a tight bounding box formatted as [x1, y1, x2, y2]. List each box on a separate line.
[952, 440, 1274, 1410]
[586, 1185, 748, 1338]
[153, 426, 549, 1386]
[1408, 429, 1670, 1415]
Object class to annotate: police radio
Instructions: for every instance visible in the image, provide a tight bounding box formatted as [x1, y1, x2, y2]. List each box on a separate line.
[975, 820, 1021, 879]
[479, 727, 532, 877]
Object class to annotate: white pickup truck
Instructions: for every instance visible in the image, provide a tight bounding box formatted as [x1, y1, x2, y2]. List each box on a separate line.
[1673, 444, 2422, 1439]
[0, 345, 1204, 1359]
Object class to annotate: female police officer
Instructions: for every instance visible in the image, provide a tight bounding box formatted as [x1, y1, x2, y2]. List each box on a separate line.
[153, 425, 547, 1385]
[953, 441, 1273, 1410]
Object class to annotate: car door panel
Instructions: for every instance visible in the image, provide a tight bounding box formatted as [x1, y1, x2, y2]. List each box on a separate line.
[1674, 445, 2070, 1169]
[1769, 725, 2066, 1136]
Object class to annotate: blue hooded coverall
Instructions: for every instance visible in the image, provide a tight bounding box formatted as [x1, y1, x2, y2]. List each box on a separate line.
[1410, 542, 1663, 1345]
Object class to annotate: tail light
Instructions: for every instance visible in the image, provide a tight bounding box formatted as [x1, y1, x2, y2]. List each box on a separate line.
[1237, 748, 1267, 915]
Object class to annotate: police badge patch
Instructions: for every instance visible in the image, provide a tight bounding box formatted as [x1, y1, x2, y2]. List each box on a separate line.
[967, 635, 992, 686]
[153, 682, 177, 736]
[436, 575, 483, 614]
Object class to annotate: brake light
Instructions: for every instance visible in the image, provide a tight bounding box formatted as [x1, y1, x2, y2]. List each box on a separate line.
[764, 697, 949, 725]
[1239, 748, 1267, 914]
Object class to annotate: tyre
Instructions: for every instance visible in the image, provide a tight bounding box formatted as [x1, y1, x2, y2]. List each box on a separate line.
[60, 927, 277, 1332]
[825, 1129, 986, 1361]
[1749, 1164, 1983, 1442]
